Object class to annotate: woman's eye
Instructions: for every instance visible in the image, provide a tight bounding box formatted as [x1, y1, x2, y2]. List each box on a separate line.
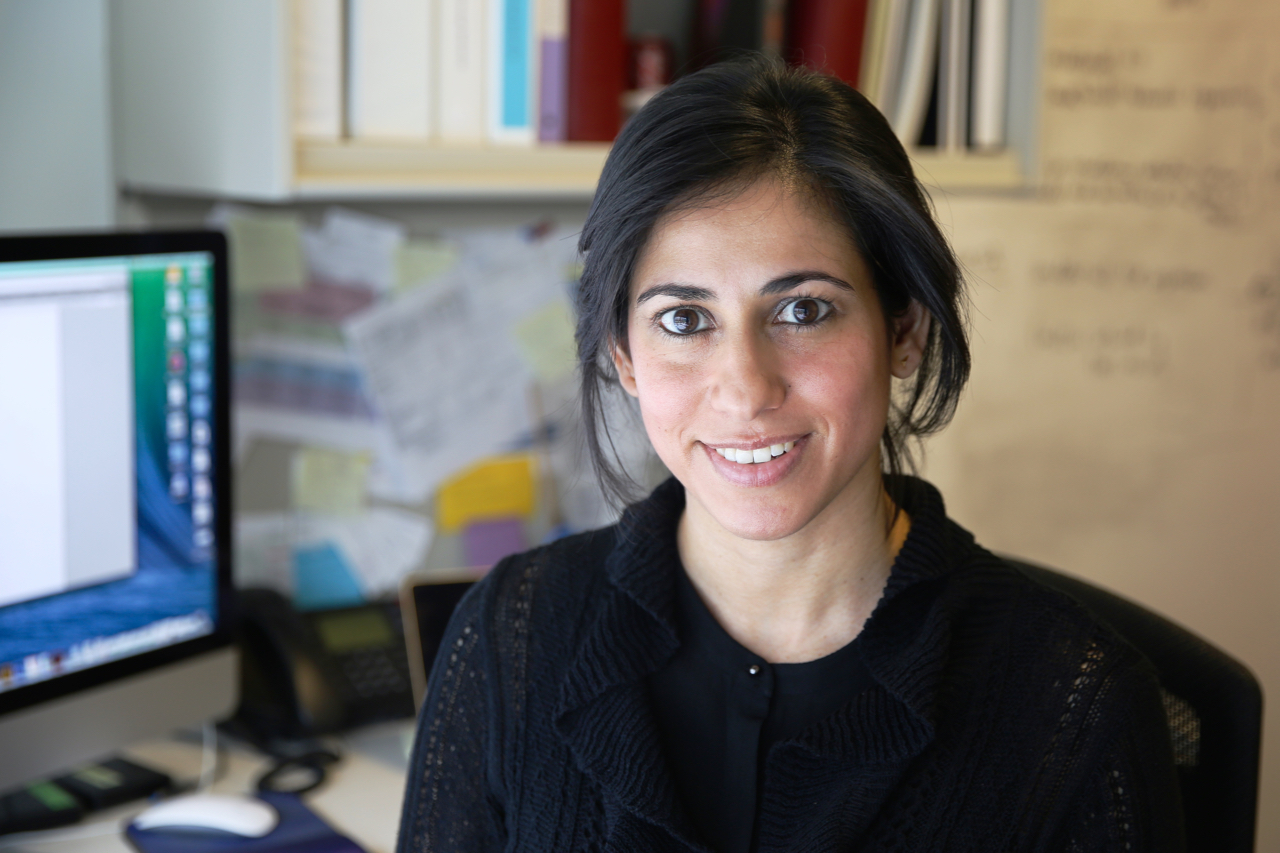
[777, 297, 831, 325]
[658, 307, 708, 335]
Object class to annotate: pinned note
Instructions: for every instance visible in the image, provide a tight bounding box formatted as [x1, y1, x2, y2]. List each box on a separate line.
[234, 513, 296, 593]
[513, 299, 578, 382]
[463, 517, 527, 568]
[344, 276, 533, 498]
[214, 207, 307, 292]
[397, 238, 460, 294]
[436, 453, 537, 533]
[293, 542, 365, 610]
[291, 447, 371, 514]
[236, 508, 433, 602]
[303, 207, 405, 293]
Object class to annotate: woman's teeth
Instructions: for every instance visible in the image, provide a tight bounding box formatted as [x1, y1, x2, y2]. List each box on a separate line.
[714, 442, 795, 465]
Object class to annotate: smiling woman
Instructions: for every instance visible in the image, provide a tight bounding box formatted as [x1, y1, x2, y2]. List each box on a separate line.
[397, 57, 1184, 853]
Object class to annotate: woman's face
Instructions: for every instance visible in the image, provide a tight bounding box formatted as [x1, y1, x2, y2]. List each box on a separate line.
[614, 178, 928, 542]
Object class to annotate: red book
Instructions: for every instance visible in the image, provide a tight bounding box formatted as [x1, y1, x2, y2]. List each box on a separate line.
[786, 0, 871, 88]
[567, 0, 627, 141]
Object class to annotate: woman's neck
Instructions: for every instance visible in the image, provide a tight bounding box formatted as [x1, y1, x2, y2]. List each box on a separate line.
[675, 481, 909, 664]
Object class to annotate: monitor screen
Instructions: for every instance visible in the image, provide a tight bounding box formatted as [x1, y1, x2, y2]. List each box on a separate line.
[0, 233, 235, 788]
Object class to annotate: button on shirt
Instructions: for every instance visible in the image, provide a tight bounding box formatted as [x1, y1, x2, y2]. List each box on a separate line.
[648, 569, 875, 853]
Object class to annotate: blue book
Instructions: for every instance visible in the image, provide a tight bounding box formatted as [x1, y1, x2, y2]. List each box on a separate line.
[125, 792, 366, 853]
[489, 0, 537, 144]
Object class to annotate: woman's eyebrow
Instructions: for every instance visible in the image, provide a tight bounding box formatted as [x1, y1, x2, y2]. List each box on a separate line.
[635, 283, 715, 304]
[760, 271, 855, 295]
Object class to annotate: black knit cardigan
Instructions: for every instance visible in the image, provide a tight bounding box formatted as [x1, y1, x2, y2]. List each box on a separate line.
[397, 477, 1185, 852]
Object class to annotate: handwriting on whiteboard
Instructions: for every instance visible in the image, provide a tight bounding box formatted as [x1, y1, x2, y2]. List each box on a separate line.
[1038, 158, 1251, 225]
[1031, 261, 1209, 294]
[1031, 323, 1171, 378]
[1248, 262, 1280, 370]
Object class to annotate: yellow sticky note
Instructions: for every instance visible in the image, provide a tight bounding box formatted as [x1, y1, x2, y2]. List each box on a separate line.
[513, 300, 578, 382]
[397, 239, 459, 293]
[226, 213, 306, 292]
[292, 447, 370, 514]
[436, 453, 537, 533]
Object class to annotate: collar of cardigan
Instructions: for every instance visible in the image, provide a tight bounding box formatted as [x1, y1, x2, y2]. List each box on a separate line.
[553, 474, 974, 833]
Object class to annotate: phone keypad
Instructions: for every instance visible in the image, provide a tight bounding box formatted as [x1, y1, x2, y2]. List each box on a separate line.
[342, 649, 408, 700]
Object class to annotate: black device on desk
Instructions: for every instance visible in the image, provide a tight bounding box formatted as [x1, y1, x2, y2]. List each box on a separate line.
[230, 589, 416, 742]
[398, 570, 480, 709]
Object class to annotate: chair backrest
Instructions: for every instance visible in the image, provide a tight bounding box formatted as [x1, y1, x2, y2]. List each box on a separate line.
[1006, 558, 1263, 853]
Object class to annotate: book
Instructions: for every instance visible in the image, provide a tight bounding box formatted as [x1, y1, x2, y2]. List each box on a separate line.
[437, 0, 488, 142]
[291, 0, 344, 140]
[538, 0, 569, 142]
[489, 0, 538, 144]
[869, 0, 912, 121]
[566, 0, 625, 141]
[786, 0, 871, 87]
[761, 0, 788, 57]
[891, 0, 940, 146]
[346, 0, 433, 140]
[859, 0, 891, 104]
[970, 0, 1009, 150]
[936, 0, 971, 151]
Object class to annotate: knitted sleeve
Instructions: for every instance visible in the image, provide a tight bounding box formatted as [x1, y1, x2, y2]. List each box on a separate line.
[396, 576, 507, 853]
[1053, 659, 1187, 853]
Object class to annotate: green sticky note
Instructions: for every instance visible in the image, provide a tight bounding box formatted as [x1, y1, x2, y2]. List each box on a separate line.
[226, 213, 306, 292]
[513, 300, 578, 382]
[397, 239, 459, 293]
[291, 446, 370, 515]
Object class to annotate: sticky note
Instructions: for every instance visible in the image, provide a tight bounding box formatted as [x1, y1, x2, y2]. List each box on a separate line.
[436, 453, 537, 533]
[226, 213, 307, 292]
[293, 542, 364, 610]
[292, 447, 370, 514]
[397, 239, 460, 293]
[513, 300, 578, 382]
[463, 517, 527, 568]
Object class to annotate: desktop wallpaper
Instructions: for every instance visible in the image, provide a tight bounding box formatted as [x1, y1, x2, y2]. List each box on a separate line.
[0, 254, 219, 682]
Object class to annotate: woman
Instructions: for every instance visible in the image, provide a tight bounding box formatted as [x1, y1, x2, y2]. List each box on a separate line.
[398, 58, 1183, 852]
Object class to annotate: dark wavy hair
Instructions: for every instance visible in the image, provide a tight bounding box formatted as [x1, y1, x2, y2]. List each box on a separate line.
[575, 56, 970, 509]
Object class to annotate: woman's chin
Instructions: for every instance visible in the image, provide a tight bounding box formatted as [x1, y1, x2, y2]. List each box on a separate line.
[687, 487, 813, 542]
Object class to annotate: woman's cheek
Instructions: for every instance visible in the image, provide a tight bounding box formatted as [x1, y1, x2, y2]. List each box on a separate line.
[634, 356, 704, 452]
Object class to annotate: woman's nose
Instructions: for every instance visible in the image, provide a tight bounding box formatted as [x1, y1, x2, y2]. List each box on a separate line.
[707, 331, 786, 421]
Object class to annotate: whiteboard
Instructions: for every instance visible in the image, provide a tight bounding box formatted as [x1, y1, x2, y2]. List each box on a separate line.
[919, 0, 1280, 845]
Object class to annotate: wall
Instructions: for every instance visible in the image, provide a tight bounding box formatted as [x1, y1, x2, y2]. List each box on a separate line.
[107, 0, 1280, 845]
[0, 0, 114, 233]
[920, 0, 1280, 847]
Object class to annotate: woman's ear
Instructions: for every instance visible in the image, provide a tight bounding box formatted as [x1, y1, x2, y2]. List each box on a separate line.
[612, 340, 640, 397]
[890, 300, 931, 379]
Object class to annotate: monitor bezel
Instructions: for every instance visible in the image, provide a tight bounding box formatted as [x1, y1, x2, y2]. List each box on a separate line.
[0, 230, 235, 717]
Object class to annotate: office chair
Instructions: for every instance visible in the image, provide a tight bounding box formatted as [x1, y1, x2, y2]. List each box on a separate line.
[1006, 558, 1263, 853]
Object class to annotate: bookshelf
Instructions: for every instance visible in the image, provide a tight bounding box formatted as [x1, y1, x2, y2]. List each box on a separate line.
[112, 0, 1037, 202]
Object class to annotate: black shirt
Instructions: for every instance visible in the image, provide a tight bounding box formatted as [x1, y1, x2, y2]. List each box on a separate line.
[648, 568, 874, 853]
[398, 476, 1186, 852]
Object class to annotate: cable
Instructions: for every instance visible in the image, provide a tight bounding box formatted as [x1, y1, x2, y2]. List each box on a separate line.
[197, 720, 218, 792]
[254, 749, 341, 796]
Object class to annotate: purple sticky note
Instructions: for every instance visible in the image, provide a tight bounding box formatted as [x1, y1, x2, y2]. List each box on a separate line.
[463, 517, 528, 568]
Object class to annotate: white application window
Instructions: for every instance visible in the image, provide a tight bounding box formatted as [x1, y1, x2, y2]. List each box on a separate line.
[0, 265, 136, 609]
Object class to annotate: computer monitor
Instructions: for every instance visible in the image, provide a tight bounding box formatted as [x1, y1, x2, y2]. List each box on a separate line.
[0, 231, 236, 792]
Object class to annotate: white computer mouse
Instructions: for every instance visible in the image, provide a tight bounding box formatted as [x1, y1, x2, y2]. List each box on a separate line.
[132, 793, 279, 837]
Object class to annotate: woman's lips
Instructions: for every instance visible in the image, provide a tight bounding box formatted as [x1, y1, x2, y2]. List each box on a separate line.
[701, 436, 807, 487]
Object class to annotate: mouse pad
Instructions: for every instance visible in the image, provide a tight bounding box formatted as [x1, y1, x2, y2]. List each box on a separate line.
[125, 791, 367, 853]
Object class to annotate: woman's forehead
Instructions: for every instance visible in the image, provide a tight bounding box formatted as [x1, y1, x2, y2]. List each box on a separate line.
[630, 178, 865, 299]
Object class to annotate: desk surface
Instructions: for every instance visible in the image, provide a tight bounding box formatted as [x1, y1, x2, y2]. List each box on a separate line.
[0, 721, 415, 853]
